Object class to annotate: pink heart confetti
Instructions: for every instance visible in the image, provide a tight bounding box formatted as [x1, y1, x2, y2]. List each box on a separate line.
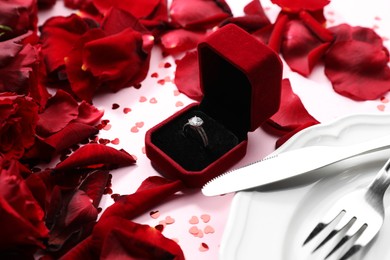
[175, 101, 184, 107]
[196, 229, 204, 238]
[200, 214, 210, 223]
[189, 216, 199, 224]
[139, 96, 147, 102]
[189, 226, 199, 235]
[131, 126, 139, 133]
[165, 216, 175, 224]
[204, 225, 215, 234]
[377, 104, 386, 111]
[151, 72, 159, 78]
[136, 121, 144, 128]
[111, 138, 120, 145]
[150, 97, 158, 104]
[123, 107, 132, 114]
[174, 90, 180, 96]
[199, 243, 209, 252]
[150, 210, 160, 219]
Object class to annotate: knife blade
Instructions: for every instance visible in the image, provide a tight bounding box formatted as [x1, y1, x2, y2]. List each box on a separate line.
[202, 136, 390, 196]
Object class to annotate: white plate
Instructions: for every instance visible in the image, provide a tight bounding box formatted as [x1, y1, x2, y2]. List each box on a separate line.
[220, 113, 390, 260]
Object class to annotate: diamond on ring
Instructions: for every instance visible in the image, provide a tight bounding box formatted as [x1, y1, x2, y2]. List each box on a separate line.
[188, 116, 203, 127]
[183, 116, 209, 148]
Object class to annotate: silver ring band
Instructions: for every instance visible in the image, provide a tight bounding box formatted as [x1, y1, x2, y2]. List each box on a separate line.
[183, 116, 209, 147]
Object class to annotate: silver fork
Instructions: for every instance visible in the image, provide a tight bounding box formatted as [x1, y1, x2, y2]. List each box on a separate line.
[303, 157, 390, 260]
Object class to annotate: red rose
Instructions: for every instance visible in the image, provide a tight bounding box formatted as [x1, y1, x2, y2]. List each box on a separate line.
[0, 32, 48, 107]
[23, 90, 104, 162]
[40, 10, 153, 103]
[0, 0, 38, 40]
[0, 93, 39, 159]
[0, 159, 48, 256]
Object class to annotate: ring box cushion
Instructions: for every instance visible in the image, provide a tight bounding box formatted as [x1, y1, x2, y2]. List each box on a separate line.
[145, 24, 283, 188]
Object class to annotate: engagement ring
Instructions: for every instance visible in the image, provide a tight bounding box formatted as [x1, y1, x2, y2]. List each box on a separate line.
[183, 116, 209, 147]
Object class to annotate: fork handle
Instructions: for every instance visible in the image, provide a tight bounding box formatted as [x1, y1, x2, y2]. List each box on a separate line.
[367, 157, 390, 200]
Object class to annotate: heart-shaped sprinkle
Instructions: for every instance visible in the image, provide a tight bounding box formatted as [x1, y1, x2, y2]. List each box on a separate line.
[175, 101, 184, 107]
[189, 226, 199, 235]
[155, 224, 164, 232]
[200, 214, 210, 223]
[377, 104, 386, 111]
[196, 230, 204, 238]
[165, 216, 175, 224]
[189, 216, 199, 224]
[111, 138, 120, 145]
[135, 121, 144, 128]
[150, 210, 160, 219]
[139, 96, 147, 102]
[150, 97, 157, 104]
[204, 225, 215, 234]
[199, 243, 209, 252]
[151, 72, 158, 78]
[123, 107, 132, 114]
[131, 126, 139, 133]
[174, 90, 180, 96]
[157, 79, 165, 85]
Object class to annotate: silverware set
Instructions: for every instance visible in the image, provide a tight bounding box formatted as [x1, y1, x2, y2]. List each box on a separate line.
[202, 136, 390, 259]
[303, 157, 390, 260]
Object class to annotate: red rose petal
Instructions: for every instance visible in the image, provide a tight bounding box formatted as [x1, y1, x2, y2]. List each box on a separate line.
[281, 20, 331, 76]
[324, 40, 390, 100]
[264, 79, 319, 135]
[271, 0, 330, 13]
[37, 90, 79, 136]
[44, 122, 99, 152]
[75, 101, 104, 125]
[0, 159, 49, 250]
[64, 189, 98, 226]
[94, 0, 162, 21]
[40, 14, 89, 73]
[160, 29, 207, 56]
[79, 169, 110, 208]
[54, 143, 136, 171]
[100, 176, 183, 220]
[174, 50, 203, 101]
[170, 0, 232, 29]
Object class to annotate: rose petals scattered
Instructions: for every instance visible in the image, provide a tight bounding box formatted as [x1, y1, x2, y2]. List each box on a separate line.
[100, 176, 183, 220]
[54, 143, 136, 171]
[281, 20, 331, 76]
[170, 0, 232, 30]
[174, 50, 203, 101]
[264, 79, 319, 136]
[324, 25, 390, 100]
[0, 94, 39, 159]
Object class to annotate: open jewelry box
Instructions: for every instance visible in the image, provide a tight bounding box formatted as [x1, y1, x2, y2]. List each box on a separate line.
[145, 24, 283, 188]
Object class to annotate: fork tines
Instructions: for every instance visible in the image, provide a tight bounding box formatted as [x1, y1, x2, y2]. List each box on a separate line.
[303, 210, 368, 260]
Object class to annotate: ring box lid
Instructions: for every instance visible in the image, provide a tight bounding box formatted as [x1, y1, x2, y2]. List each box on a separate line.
[198, 24, 282, 140]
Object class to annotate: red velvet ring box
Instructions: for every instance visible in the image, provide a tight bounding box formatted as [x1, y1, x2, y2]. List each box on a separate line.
[145, 24, 283, 188]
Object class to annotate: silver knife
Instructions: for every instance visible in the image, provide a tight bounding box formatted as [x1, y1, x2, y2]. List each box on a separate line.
[202, 136, 390, 196]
